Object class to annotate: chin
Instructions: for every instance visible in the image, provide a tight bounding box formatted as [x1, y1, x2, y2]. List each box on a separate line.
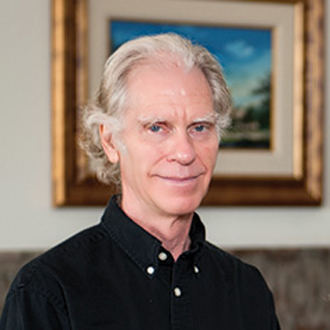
[161, 194, 204, 216]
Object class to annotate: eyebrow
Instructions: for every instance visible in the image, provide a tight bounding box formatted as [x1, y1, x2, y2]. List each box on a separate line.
[191, 112, 219, 125]
[137, 116, 167, 126]
[137, 112, 218, 126]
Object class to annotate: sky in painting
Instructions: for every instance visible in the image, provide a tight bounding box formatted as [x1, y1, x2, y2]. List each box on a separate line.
[110, 20, 272, 109]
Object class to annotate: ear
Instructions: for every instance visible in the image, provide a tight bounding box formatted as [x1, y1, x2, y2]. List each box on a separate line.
[99, 124, 120, 163]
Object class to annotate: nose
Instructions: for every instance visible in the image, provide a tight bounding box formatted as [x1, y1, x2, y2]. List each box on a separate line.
[167, 131, 196, 165]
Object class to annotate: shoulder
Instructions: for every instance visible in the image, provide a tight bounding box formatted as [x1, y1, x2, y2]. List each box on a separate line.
[204, 241, 257, 270]
[201, 243, 279, 326]
[203, 241, 269, 291]
[7, 223, 108, 299]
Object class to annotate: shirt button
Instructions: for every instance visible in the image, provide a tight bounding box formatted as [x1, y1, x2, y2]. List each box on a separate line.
[158, 252, 168, 261]
[146, 266, 155, 275]
[194, 265, 200, 274]
[174, 287, 182, 297]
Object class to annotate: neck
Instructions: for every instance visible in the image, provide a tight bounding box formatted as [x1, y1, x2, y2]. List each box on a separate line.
[150, 217, 192, 261]
[121, 198, 193, 261]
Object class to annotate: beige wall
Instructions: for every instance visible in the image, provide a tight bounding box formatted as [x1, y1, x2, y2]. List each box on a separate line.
[0, 0, 329, 251]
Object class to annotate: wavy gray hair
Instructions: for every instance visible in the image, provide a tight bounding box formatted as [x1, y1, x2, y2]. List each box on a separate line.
[81, 33, 231, 186]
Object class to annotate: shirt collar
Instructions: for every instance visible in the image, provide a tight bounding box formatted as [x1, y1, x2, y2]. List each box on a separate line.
[101, 195, 206, 277]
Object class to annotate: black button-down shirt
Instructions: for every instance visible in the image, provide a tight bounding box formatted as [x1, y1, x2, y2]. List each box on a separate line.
[0, 196, 280, 329]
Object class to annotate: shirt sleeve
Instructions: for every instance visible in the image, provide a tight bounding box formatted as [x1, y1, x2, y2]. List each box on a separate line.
[0, 288, 71, 330]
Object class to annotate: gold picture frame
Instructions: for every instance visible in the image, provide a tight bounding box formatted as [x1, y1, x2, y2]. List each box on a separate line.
[52, 0, 324, 206]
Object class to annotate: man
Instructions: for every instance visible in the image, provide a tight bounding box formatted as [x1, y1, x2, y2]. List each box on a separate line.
[0, 34, 280, 329]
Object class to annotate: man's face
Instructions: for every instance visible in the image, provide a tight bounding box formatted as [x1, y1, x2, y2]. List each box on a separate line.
[114, 63, 219, 218]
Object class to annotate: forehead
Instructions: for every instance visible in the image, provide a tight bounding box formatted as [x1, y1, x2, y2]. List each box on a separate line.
[125, 63, 213, 118]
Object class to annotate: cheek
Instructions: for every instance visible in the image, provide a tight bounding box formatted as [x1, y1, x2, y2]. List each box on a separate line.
[200, 143, 219, 168]
[122, 146, 158, 176]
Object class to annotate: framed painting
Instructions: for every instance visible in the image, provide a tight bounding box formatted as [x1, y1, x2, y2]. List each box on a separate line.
[52, 0, 324, 206]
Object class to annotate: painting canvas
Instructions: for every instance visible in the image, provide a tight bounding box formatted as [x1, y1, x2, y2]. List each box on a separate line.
[110, 20, 272, 149]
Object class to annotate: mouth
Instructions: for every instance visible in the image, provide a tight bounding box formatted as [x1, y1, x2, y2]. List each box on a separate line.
[154, 174, 203, 186]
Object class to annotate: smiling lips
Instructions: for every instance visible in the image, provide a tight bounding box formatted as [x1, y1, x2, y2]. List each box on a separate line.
[154, 173, 204, 185]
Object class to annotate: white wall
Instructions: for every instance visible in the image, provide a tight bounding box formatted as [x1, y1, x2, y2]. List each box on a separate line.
[0, 0, 329, 251]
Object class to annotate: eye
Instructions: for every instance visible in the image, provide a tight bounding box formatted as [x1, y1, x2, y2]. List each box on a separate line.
[149, 124, 162, 133]
[192, 123, 211, 134]
[194, 125, 207, 132]
[189, 121, 216, 138]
